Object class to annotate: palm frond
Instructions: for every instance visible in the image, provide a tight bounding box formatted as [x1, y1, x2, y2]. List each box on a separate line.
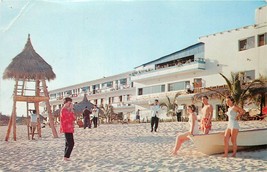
[240, 79, 264, 98]
[173, 92, 181, 103]
[205, 87, 227, 98]
[166, 95, 171, 104]
[160, 102, 167, 108]
[220, 73, 233, 92]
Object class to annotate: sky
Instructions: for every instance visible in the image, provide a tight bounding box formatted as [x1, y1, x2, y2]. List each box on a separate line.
[0, 0, 266, 116]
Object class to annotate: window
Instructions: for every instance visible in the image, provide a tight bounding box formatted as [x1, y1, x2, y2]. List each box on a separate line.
[102, 81, 113, 88]
[120, 78, 127, 85]
[258, 33, 267, 47]
[65, 90, 72, 95]
[106, 81, 113, 87]
[193, 78, 202, 88]
[239, 36, 255, 51]
[244, 70, 255, 81]
[82, 86, 89, 92]
[168, 81, 188, 91]
[50, 93, 56, 99]
[93, 84, 100, 91]
[139, 85, 165, 95]
[95, 84, 100, 89]
[238, 70, 255, 84]
[101, 83, 106, 88]
[138, 88, 143, 95]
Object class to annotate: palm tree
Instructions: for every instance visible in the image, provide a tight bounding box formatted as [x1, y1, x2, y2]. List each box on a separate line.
[219, 72, 264, 108]
[160, 92, 181, 121]
[99, 104, 114, 123]
[246, 74, 267, 116]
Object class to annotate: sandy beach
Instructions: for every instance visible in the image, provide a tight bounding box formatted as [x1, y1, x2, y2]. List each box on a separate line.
[0, 121, 267, 172]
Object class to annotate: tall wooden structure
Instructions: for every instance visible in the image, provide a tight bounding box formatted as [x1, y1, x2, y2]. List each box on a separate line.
[3, 34, 58, 141]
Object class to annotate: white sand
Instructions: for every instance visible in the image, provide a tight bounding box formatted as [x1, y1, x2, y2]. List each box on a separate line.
[0, 121, 267, 172]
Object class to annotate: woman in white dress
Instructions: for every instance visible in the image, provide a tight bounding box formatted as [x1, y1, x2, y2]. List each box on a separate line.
[171, 104, 199, 155]
[224, 96, 245, 157]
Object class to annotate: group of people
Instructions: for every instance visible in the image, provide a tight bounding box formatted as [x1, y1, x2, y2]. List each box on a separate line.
[82, 105, 99, 129]
[171, 95, 245, 157]
[59, 94, 245, 161]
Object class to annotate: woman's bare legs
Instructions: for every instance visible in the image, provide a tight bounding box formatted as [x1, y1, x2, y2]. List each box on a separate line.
[204, 128, 210, 134]
[223, 129, 231, 157]
[171, 132, 190, 155]
[231, 129, 239, 157]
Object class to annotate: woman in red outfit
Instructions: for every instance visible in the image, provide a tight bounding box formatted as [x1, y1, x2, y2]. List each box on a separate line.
[60, 97, 76, 161]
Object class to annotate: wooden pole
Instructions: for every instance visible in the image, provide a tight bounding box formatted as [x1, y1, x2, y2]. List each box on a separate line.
[12, 80, 18, 141]
[5, 80, 18, 141]
[42, 80, 58, 138]
[27, 102, 30, 140]
[5, 112, 13, 141]
[35, 80, 41, 138]
[11, 107, 16, 139]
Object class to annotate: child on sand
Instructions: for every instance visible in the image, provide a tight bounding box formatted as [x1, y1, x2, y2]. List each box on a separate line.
[171, 104, 199, 155]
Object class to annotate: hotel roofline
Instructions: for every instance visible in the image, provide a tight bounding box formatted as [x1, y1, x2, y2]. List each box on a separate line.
[199, 24, 256, 39]
[49, 70, 134, 93]
[199, 5, 267, 39]
[134, 42, 204, 69]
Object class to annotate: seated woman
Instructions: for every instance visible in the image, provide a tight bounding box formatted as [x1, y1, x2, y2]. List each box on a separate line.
[77, 118, 84, 128]
[171, 104, 199, 155]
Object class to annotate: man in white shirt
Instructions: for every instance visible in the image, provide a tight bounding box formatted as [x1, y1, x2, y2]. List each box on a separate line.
[30, 110, 38, 140]
[92, 105, 99, 128]
[150, 99, 161, 132]
[186, 83, 194, 93]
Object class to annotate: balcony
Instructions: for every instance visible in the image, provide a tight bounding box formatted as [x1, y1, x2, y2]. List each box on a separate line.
[112, 103, 135, 113]
[127, 91, 194, 108]
[131, 60, 205, 83]
[49, 85, 135, 101]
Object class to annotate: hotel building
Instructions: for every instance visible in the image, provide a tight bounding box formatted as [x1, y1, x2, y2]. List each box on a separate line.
[131, 5, 267, 120]
[48, 5, 267, 121]
[48, 71, 135, 118]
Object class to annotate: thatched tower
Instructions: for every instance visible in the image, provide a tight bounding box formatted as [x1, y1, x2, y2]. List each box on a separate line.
[3, 34, 58, 141]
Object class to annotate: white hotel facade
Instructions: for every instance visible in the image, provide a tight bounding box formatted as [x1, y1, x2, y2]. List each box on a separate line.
[48, 71, 136, 117]
[48, 6, 267, 120]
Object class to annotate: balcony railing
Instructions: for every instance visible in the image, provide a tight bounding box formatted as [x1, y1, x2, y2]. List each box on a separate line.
[131, 59, 205, 82]
[50, 84, 133, 100]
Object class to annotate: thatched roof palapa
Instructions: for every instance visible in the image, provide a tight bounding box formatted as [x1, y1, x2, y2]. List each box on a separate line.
[193, 87, 230, 101]
[2, 34, 56, 81]
[73, 94, 95, 114]
[193, 82, 267, 102]
[73, 94, 104, 116]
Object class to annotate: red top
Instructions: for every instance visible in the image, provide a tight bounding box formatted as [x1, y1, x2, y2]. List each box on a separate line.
[60, 108, 76, 133]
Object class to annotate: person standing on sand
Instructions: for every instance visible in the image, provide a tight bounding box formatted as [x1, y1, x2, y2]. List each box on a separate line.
[82, 106, 91, 129]
[92, 105, 99, 128]
[223, 96, 245, 157]
[200, 96, 213, 134]
[171, 104, 199, 155]
[30, 110, 38, 140]
[60, 97, 76, 161]
[150, 99, 161, 132]
[136, 109, 141, 123]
